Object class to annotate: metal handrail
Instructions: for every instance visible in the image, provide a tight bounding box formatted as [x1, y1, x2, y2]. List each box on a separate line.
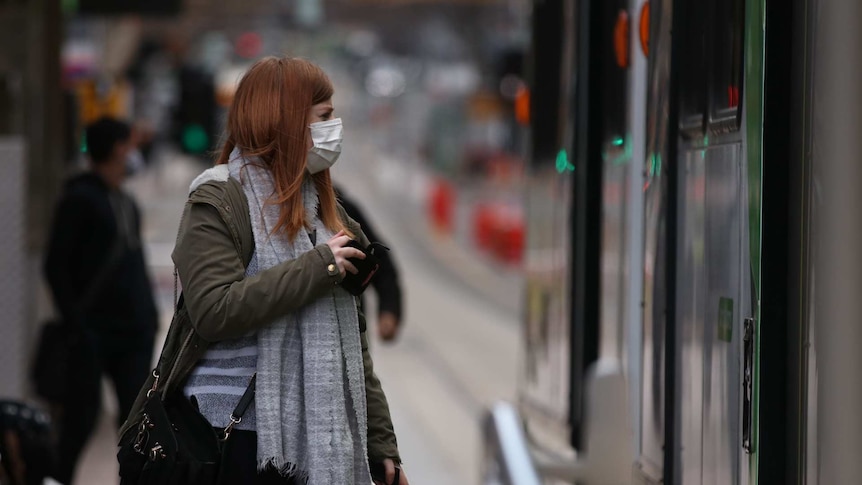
[481, 360, 633, 485]
[481, 402, 542, 485]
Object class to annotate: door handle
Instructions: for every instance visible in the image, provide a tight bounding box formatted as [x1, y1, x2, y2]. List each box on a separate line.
[742, 317, 755, 453]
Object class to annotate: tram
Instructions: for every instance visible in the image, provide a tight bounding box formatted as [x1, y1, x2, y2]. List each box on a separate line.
[480, 0, 850, 482]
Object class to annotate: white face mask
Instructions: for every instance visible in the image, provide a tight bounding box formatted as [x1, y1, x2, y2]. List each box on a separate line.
[307, 118, 343, 174]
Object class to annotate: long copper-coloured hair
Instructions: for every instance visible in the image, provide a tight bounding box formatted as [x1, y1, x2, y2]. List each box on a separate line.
[216, 56, 345, 240]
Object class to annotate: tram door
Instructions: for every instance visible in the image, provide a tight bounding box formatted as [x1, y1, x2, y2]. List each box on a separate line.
[673, 0, 750, 483]
[521, 0, 580, 458]
[641, 0, 752, 482]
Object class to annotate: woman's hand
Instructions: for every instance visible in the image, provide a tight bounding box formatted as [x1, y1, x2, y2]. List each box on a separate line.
[326, 230, 365, 277]
[372, 459, 409, 485]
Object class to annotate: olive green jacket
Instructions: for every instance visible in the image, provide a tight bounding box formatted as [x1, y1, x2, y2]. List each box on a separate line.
[119, 175, 400, 463]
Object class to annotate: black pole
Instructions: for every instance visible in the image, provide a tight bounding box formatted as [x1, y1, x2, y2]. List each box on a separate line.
[663, 0, 685, 481]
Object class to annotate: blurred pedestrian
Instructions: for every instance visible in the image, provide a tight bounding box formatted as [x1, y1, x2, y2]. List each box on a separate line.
[43, 117, 158, 484]
[334, 185, 404, 342]
[120, 56, 408, 485]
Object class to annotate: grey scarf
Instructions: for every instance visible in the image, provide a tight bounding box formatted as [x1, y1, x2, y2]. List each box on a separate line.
[227, 151, 370, 484]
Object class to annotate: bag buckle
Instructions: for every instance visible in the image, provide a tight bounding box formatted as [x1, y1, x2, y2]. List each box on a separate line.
[133, 413, 152, 453]
[221, 414, 242, 442]
[148, 442, 166, 462]
[146, 370, 160, 398]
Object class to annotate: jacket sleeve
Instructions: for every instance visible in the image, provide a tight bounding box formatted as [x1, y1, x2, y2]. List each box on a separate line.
[173, 201, 342, 342]
[361, 331, 401, 463]
[44, 192, 89, 325]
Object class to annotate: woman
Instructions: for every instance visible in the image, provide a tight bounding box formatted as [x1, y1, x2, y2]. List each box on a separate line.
[122, 57, 408, 485]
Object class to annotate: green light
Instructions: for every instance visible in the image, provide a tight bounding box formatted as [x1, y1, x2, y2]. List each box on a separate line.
[656, 155, 663, 176]
[80, 133, 87, 153]
[607, 135, 630, 165]
[556, 149, 575, 173]
[182, 124, 209, 154]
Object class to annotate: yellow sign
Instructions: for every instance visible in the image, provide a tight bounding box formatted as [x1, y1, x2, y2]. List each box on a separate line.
[76, 79, 131, 125]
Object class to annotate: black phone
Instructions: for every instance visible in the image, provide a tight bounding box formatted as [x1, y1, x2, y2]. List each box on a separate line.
[370, 461, 386, 482]
[369, 461, 400, 485]
[339, 240, 389, 296]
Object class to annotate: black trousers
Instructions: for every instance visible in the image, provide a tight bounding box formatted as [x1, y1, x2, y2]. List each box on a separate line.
[54, 329, 154, 485]
[218, 429, 298, 484]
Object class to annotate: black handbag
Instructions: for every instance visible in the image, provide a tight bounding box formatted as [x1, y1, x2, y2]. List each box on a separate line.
[30, 320, 84, 402]
[117, 370, 256, 485]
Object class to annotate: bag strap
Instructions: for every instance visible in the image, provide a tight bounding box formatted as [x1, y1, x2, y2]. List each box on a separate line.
[144, 371, 256, 443]
[148, 207, 188, 388]
[147, 271, 182, 397]
[144, 184, 256, 438]
[221, 373, 256, 441]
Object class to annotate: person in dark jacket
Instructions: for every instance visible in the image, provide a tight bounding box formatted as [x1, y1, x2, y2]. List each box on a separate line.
[334, 185, 403, 342]
[44, 117, 158, 484]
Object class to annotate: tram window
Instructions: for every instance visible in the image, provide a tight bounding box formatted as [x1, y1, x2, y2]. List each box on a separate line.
[708, 0, 744, 129]
[679, 0, 708, 134]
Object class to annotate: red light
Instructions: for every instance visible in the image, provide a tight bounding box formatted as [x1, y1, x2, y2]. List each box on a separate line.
[640, 2, 650, 57]
[515, 86, 530, 125]
[728, 85, 740, 108]
[614, 10, 630, 69]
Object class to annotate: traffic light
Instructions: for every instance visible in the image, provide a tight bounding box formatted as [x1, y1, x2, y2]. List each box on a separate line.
[174, 66, 217, 156]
